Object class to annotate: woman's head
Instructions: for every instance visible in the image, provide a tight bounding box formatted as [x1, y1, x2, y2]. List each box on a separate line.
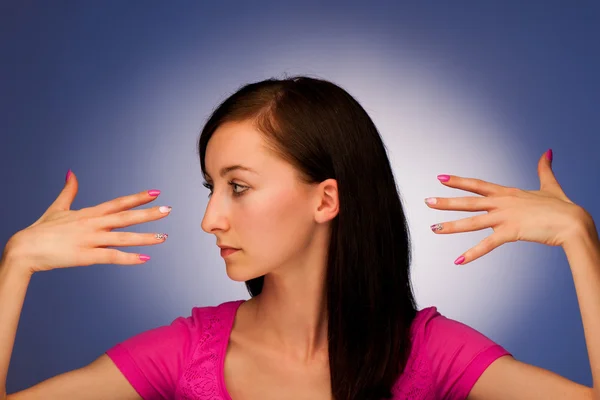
[201, 118, 339, 284]
[198, 76, 417, 400]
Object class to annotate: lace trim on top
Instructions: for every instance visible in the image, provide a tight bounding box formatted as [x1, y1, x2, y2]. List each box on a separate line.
[176, 300, 241, 399]
[175, 300, 437, 400]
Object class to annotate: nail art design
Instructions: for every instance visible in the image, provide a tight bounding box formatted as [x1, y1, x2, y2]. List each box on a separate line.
[430, 223, 443, 232]
[155, 233, 168, 240]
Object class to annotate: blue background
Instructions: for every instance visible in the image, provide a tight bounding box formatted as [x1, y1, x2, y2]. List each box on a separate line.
[1, 1, 599, 393]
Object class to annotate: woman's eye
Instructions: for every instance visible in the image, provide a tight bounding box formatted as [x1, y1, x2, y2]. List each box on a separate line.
[202, 182, 213, 196]
[202, 181, 247, 197]
[231, 183, 243, 193]
[230, 182, 248, 196]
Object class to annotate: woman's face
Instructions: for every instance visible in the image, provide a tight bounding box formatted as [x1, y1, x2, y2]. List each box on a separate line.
[201, 120, 319, 282]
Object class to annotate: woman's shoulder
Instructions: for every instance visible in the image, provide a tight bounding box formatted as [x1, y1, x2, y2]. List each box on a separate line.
[394, 305, 511, 399]
[409, 305, 454, 339]
[410, 306, 507, 349]
[104, 299, 245, 399]
[184, 298, 245, 330]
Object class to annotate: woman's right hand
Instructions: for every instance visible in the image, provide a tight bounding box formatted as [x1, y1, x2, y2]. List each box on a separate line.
[3, 170, 171, 275]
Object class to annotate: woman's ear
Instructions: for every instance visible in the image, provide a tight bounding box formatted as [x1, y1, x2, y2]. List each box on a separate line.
[315, 179, 339, 223]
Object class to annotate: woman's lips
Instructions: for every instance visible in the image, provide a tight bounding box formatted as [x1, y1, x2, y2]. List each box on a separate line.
[220, 248, 240, 258]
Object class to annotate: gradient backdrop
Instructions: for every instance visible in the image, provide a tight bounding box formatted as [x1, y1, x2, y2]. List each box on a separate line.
[1, 1, 599, 393]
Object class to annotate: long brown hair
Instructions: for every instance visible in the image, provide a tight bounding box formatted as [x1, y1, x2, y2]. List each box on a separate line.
[198, 75, 417, 399]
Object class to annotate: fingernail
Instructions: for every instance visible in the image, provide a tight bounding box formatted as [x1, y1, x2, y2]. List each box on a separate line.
[155, 233, 168, 240]
[545, 149, 553, 162]
[148, 189, 161, 196]
[65, 169, 72, 183]
[431, 223, 443, 232]
[437, 174, 450, 182]
[454, 255, 465, 265]
[159, 206, 172, 214]
[425, 197, 437, 205]
[139, 254, 151, 262]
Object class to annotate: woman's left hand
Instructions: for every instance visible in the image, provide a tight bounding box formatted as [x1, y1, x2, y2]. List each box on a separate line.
[425, 149, 595, 265]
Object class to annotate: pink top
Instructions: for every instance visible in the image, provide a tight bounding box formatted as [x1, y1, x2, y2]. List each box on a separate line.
[106, 300, 511, 399]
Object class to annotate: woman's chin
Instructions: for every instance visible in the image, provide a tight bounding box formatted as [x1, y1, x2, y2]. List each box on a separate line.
[225, 264, 260, 282]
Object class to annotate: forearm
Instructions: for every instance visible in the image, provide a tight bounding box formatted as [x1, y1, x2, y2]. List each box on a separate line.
[0, 248, 33, 398]
[562, 219, 600, 398]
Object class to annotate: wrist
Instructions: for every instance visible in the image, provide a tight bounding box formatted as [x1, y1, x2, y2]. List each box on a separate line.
[562, 219, 599, 254]
[562, 207, 598, 247]
[1, 241, 35, 280]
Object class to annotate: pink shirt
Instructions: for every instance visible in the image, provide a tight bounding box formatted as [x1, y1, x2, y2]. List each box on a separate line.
[106, 300, 511, 399]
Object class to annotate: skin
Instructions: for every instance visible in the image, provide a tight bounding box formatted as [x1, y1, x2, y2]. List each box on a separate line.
[201, 120, 338, 365]
[0, 120, 598, 399]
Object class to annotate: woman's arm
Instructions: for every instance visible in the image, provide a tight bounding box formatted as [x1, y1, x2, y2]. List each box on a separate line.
[0, 247, 141, 400]
[0, 173, 172, 399]
[468, 219, 600, 400]
[0, 249, 30, 399]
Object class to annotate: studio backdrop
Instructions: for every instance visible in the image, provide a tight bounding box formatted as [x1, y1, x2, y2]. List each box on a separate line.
[1, 1, 598, 393]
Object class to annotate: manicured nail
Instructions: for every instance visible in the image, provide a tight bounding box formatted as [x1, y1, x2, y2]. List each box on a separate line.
[65, 169, 72, 183]
[425, 197, 437, 205]
[545, 149, 553, 162]
[155, 233, 168, 240]
[148, 189, 161, 196]
[454, 255, 465, 265]
[139, 254, 151, 262]
[431, 223, 443, 232]
[159, 206, 172, 214]
[437, 174, 450, 182]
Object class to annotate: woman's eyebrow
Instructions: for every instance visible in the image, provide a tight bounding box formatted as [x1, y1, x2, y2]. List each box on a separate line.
[204, 164, 258, 179]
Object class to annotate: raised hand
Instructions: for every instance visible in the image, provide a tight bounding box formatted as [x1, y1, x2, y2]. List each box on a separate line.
[2, 170, 171, 275]
[424, 149, 595, 265]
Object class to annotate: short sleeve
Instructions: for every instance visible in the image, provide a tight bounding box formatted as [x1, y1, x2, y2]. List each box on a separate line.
[420, 308, 512, 400]
[105, 308, 203, 400]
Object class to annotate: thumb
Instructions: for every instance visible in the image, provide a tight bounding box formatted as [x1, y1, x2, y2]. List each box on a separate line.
[50, 169, 79, 211]
[537, 149, 564, 195]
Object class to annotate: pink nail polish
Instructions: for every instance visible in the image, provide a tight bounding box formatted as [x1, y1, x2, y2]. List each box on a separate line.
[65, 169, 72, 183]
[139, 254, 151, 262]
[431, 223, 443, 232]
[545, 149, 553, 162]
[148, 190, 161, 197]
[454, 255, 465, 265]
[437, 174, 450, 182]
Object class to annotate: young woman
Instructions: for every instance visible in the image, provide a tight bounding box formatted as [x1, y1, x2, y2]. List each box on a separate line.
[1, 76, 598, 400]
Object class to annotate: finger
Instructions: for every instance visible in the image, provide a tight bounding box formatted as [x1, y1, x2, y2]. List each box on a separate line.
[85, 189, 162, 217]
[430, 213, 500, 234]
[537, 149, 564, 196]
[453, 231, 511, 265]
[424, 196, 497, 212]
[82, 248, 153, 266]
[94, 205, 172, 230]
[437, 175, 509, 197]
[48, 169, 79, 212]
[91, 231, 169, 248]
